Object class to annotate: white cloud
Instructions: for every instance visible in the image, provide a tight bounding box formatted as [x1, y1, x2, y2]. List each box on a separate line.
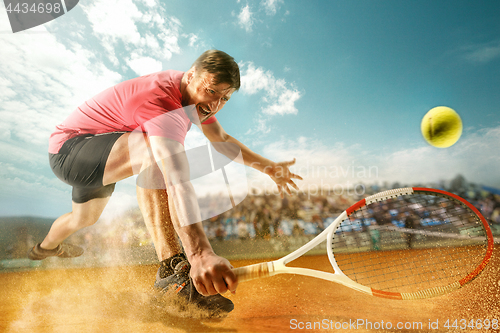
[463, 40, 500, 64]
[127, 56, 163, 76]
[0, 31, 121, 147]
[81, 0, 182, 67]
[143, 0, 157, 7]
[81, 0, 142, 44]
[0, 141, 49, 168]
[0, 158, 73, 216]
[240, 63, 271, 94]
[240, 62, 302, 116]
[256, 116, 271, 134]
[235, 0, 286, 32]
[263, 87, 301, 115]
[186, 33, 199, 47]
[261, 0, 284, 16]
[237, 5, 255, 32]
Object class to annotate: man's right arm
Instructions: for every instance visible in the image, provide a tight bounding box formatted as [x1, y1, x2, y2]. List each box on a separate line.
[148, 136, 238, 295]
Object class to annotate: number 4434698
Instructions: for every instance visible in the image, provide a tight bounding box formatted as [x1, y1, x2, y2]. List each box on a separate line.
[5, 2, 62, 14]
[444, 319, 498, 330]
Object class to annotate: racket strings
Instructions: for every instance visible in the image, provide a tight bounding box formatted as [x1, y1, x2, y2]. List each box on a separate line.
[339, 245, 480, 277]
[345, 247, 479, 291]
[331, 192, 488, 293]
[334, 241, 485, 292]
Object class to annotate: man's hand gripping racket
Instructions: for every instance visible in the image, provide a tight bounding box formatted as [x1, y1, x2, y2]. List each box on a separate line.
[233, 187, 494, 300]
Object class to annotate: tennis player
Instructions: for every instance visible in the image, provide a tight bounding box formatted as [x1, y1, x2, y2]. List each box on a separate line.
[28, 50, 301, 316]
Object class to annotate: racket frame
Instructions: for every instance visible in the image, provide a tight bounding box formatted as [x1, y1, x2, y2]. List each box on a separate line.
[233, 187, 494, 300]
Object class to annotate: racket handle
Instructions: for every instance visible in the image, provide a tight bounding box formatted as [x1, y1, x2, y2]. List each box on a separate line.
[233, 262, 271, 283]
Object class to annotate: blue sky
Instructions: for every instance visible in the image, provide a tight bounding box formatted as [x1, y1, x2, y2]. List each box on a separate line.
[1, 0, 499, 218]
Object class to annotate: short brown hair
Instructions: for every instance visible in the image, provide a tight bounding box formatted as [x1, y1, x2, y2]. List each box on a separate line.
[192, 50, 240, 90]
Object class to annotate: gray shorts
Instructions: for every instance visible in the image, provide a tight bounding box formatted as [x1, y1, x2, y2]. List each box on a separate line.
[49, 133, 125, 203]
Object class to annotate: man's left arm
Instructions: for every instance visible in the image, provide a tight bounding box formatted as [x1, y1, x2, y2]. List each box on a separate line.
[202, 120, 302, 197]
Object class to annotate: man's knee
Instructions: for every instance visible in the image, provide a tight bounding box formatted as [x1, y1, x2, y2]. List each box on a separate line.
[71, 197, 110, 229]
[126, 132, 166, 189]
[137, 162, 166, 190]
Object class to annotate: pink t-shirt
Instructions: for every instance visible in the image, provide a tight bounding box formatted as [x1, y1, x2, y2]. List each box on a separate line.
[48, 70, 216, 154]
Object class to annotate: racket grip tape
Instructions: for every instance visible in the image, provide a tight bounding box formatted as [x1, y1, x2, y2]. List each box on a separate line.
[233, 262, 271, 282]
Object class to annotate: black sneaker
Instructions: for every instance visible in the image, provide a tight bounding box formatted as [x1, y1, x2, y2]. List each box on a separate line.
[153, 258, 234, 316]
[28, 243, 84, 260]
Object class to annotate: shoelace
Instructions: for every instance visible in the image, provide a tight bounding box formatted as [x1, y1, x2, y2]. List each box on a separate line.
[172, 260, 197, 302]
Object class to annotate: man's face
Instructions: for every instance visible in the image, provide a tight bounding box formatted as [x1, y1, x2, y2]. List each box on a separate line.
[184, 69, 236, 123]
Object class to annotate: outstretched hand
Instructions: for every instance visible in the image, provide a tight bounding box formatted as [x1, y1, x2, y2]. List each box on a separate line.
[264, 158, 303, 198]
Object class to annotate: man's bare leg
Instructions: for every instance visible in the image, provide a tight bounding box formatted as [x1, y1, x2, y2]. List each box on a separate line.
[35, 132, 137, 253]
[35, 132, 183, 263]
[40, 197, 111, 250]
[134, 140, 183, 261]
[137, 186, 183, 261]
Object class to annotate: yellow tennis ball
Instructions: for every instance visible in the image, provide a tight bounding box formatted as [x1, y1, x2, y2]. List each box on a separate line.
[421, 106, 463, 148]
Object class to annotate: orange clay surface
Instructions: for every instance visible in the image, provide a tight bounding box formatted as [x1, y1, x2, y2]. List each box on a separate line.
[1, 246, 498, 333]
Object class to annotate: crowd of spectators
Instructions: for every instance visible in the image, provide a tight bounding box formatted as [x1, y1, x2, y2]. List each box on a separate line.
[202, 191, 352, 241]
[75, 176, 500, 250]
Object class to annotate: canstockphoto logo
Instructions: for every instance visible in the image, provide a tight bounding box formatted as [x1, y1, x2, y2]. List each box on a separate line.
[4, 0, 79, 33]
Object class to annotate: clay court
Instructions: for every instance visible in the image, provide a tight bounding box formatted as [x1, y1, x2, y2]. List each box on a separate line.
[1, 246, 499, 333]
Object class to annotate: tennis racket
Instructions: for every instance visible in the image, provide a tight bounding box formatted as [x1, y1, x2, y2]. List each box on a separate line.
[233, 187, 494, 300]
